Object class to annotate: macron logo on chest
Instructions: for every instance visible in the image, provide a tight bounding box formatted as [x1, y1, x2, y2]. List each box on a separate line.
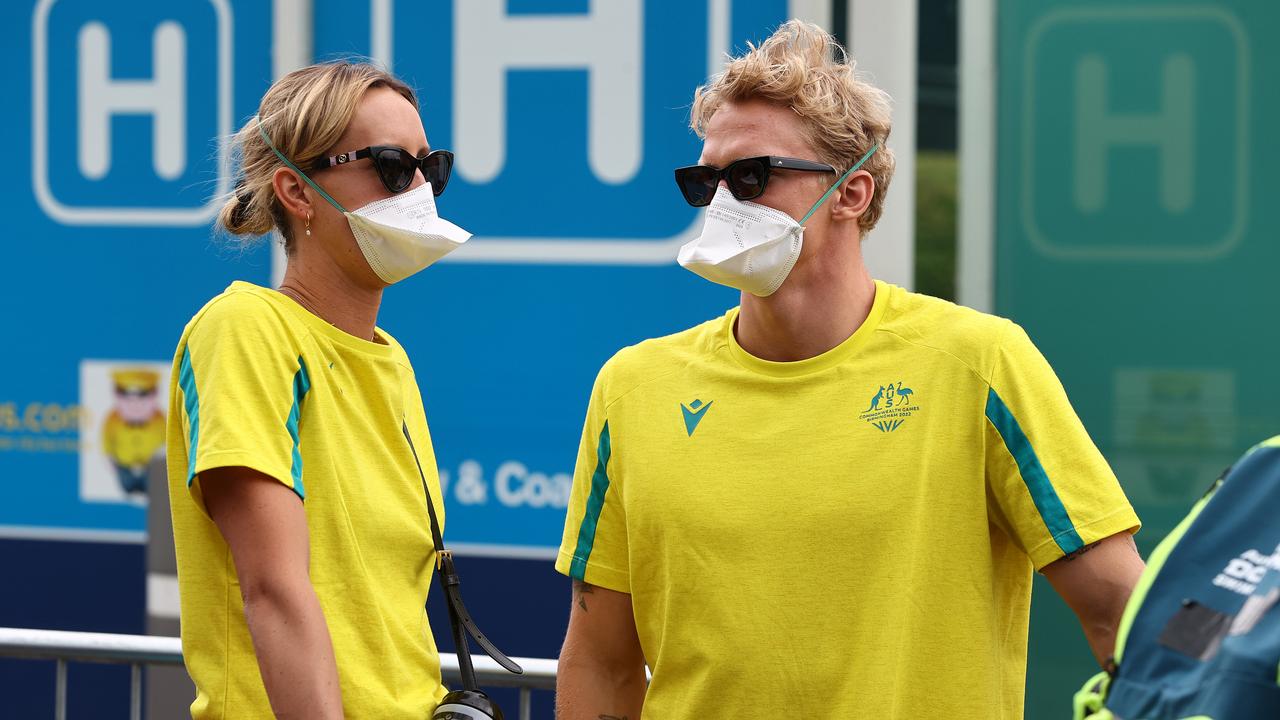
[681, 399, 713, 437]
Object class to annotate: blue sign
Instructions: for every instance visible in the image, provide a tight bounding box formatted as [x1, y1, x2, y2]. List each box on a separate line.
[3, 0, 797, 553]
[34, 0, 231, 223]
[314, 0, 789, 555]
[2, 0, 273, 541]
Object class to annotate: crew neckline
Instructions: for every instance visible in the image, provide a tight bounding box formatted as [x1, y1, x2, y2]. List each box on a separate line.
[228, 281, 399, 359]
[725, 279, 891, 378]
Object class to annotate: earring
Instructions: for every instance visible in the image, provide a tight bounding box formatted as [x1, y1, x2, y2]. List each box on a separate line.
[305, 213, 312, 237]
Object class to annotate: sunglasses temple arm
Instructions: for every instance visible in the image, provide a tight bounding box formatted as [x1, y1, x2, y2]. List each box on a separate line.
[255, 116, 349, 214]
[799, 143, 878, 225]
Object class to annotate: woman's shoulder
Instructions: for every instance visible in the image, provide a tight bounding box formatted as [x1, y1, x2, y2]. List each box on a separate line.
[181, 282, 295, 345]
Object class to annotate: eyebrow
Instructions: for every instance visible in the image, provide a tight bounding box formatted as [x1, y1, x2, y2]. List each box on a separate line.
[697, 154, 758, 169]
[374, 140, 431, 156]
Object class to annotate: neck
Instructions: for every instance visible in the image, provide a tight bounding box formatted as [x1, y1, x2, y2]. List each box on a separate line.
[735, 232, 876, 362]
[277, 246, 384, 343]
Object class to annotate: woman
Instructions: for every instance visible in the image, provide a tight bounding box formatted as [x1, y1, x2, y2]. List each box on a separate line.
[165, 61, 468, 718]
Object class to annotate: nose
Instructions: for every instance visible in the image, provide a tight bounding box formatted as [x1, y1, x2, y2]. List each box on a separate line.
[407, 167, 428, 191]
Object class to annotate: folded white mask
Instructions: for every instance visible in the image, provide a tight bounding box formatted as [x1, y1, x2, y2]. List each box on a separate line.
[677, 189, 806, 297]
[342, 182, 471, 284]
[257, 118, 471, 284]
[677, 144, 878, 297]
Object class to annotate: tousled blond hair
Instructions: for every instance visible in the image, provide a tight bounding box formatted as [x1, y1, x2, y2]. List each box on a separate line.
[219, 61, 417, 249]
[690, 20, 895, 231]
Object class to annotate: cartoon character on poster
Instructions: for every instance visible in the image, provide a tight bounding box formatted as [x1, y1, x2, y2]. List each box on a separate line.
[101, 369, 166, 497]
[79, 360, 170, 505]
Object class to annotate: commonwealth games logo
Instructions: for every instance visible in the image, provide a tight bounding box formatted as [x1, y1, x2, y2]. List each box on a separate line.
[858, 381, 920, 433]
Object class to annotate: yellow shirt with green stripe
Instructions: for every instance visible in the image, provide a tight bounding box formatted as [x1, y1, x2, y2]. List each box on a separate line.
[557, 280, 1140, 719]
[166, 281, 448, 719]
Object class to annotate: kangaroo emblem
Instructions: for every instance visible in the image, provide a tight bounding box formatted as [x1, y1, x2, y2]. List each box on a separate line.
[896, 382, 915, 404]
[867, 385, 886, 411]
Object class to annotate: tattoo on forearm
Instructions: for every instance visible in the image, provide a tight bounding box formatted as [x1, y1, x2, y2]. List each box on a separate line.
[1062, 541, 1100, 561]
[574, 579, 594, 613]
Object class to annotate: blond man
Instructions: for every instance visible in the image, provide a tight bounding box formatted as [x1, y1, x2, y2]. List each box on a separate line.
[554, 21, 1145, 719]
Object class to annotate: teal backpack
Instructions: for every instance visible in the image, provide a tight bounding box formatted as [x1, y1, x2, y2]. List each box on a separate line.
[1074, 436, 1280, 720]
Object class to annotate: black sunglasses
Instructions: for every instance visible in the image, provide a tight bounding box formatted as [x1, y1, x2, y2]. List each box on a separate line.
[673, 156, 835, 207]
[312, 146, 454, 195]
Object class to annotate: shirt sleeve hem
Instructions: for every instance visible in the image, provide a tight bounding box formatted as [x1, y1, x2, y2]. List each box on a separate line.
[554, 549, 631, 594]
[1029, 506, 1142, 571]
[188, 451, 299, 517]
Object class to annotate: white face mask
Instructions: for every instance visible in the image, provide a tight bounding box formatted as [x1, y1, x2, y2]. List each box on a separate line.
[257, 118, 471, 284]
[677, 144, 878, 297]
[340, 182, 470, 284]
[677, 189, 806, 297]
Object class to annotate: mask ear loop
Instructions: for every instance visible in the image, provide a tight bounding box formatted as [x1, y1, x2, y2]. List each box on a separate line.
[254, 116, 350, 215]
[798, 143, 879, 226]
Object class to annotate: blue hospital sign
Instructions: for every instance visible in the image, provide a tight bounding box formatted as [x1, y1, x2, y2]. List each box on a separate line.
[33, 0, 232, 224]
[4, 0, 272, 540]
[377, 0, 791, 263]
[4, 0, 794, 551]
[312, 0, 790, 553]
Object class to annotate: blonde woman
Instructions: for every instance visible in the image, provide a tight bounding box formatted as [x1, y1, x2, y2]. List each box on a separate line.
[166, 62, 469, 718]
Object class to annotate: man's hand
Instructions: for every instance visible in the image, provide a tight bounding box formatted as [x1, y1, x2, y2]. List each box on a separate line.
[556, 580, 647, 720]
[1041, 531, 1145, 666]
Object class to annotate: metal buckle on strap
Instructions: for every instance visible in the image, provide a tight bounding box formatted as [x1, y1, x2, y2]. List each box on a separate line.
[436, 549, 453, 571]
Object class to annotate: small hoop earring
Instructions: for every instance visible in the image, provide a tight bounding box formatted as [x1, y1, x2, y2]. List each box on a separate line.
[305, 214, 312, 237]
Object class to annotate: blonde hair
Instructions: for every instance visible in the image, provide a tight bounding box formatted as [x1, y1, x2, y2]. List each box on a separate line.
[690, 20, 895, 232]
[219, 61, 418, 249]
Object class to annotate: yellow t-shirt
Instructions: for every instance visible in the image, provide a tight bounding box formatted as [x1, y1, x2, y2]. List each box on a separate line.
[166, 281, 448, 719]
[556, 280, 1140, 719]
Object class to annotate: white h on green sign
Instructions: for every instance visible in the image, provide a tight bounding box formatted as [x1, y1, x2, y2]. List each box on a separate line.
[1020, 7, 1248, 260]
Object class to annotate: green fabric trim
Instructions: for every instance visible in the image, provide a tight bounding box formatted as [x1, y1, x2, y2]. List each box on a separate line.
[178, 346, 200, 485]
[569, 422, 612, 580]
[286, 356, 311, 500]
[985, 387, 1084, 554]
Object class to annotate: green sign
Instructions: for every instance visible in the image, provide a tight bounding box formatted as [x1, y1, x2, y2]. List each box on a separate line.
[996, 1, 1276, 716]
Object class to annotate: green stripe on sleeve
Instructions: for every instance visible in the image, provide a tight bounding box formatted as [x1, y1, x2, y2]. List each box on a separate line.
[178, 346, 201, 485]
[286, 357, 311, 499]
[570, 422, 613, 580]
[985, 387, 1084, 554]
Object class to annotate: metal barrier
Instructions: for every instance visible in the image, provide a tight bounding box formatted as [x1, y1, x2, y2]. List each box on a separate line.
[0, 627, 557, 720]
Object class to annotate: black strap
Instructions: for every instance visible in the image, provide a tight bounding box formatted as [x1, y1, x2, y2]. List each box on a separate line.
[402, 422, 524, 690]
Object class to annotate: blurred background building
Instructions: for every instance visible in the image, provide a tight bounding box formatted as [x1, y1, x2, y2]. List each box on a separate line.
[1, 0, 1273, 717]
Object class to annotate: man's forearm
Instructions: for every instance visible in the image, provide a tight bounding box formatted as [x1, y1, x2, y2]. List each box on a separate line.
[243, 580, 344, 720]
[1043, 533, 1145, 666]
[555, 653, 646, 720]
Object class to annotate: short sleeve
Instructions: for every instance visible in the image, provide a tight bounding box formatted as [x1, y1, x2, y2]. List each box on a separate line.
[984, 322, 1140, 570]
[173, 293, 309, 512]
[555, 364, 630, 593]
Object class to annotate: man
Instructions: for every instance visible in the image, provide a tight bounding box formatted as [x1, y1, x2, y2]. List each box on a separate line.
[555, 20, 1144, 719]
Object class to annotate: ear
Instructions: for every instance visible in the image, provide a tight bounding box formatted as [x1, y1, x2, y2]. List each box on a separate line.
[828, 170, 874, 224]
[272, 166, 313, 225]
